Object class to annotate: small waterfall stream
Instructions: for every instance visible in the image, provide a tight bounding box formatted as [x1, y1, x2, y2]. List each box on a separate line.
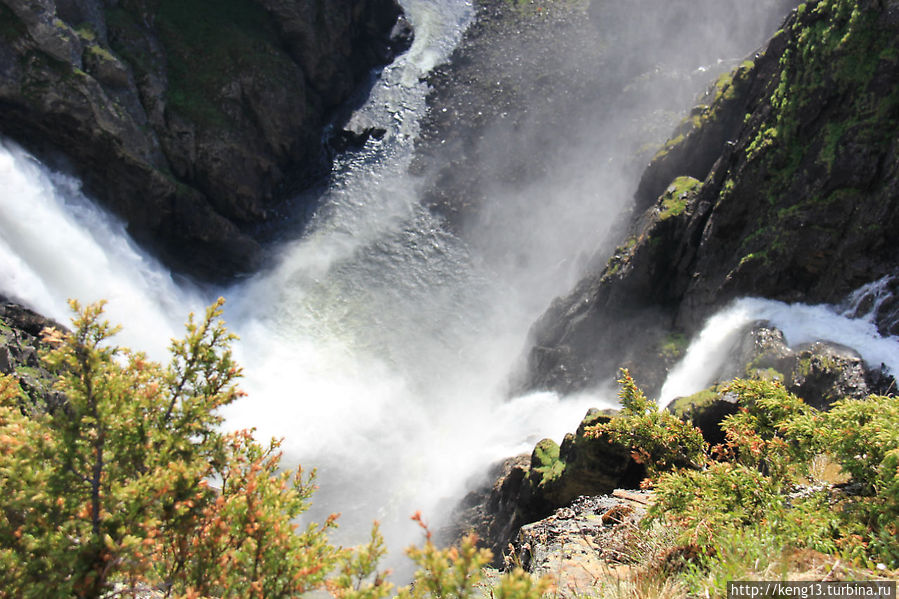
[658, 289, 899, 407]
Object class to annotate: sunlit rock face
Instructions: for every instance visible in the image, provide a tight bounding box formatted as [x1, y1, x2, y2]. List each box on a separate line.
[524, 0, 899, 397]
[0, 0, 407, 280]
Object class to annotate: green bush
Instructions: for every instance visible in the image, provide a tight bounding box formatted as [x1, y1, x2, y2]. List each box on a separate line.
[650, 462, 781, 545]
[0, 301, 549, 598]
[717, 379, 811, 484]
[0, 300, 341, 597]
[587, 369, 707, 475]
[649, 376, 899, 571]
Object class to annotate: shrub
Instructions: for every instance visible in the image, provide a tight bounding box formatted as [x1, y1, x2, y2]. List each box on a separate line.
[651, 376, 899, 571]
[0, 300, 549, 598]
[717, 379, 811, 484]
[587, 369, 707, 476]
[649, 462, 781, 545]
[398, 514, 551, 599]
[0, 300, 342, 597]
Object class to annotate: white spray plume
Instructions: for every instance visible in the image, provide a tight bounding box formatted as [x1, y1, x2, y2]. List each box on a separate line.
[0, 0, 802, 576]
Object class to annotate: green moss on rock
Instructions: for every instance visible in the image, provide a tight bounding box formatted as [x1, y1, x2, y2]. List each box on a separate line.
[659, 332, 688, 362]
[659, 176, 702, 221]
[667, 386, 724, 419]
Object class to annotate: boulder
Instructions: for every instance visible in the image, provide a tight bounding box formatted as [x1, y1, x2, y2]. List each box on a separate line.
[528, 409, 644, 510]
[511, 492, 651, 588]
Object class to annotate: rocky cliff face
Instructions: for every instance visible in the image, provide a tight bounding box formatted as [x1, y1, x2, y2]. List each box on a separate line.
[0, 0, 409, 280]
[525, 0, 899, 396]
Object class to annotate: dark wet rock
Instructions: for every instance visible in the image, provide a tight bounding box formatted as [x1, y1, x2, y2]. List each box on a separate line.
[441, 454, 532, 565]
[0, 300, 67, 339]
[736, 324, 892, 408]
[524, 0, 899, 395]
[520, 174, 707, 398]
[0, 299, 66, 408]
[0, 0, 407, 281]
[786, 343, 869, 409]
[667, 386, 740, 446]
[842, 275, 899, 337]
[329, 126, 387, 152]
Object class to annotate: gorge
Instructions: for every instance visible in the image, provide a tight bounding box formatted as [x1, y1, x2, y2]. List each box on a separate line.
[1, 0, 898, 582]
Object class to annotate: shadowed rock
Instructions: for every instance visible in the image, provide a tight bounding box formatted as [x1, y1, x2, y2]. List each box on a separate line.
[0, 0, 408, 280]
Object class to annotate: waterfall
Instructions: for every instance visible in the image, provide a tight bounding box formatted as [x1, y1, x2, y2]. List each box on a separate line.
[0, 0, 807, 572]
[0, 139, 204, 355]
[658, 293, 899, 406]
[0, 0, 610, 565]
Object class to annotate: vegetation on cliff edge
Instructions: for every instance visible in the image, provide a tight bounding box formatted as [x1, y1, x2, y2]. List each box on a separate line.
[589, 370, 898, 597]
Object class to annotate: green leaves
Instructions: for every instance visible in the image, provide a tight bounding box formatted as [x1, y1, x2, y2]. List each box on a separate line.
[587, 369, 708, 475]
[0, 299, 556, 599]
[0, 300, 341, 597]
[649, 375, 899, 571]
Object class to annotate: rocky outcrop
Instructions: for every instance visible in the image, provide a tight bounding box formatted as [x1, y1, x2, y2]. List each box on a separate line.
[524, 0, 899, 395]
[446, 409, 643, 566]
[0, 0, 408, 280]
[510, 492, 651, 591]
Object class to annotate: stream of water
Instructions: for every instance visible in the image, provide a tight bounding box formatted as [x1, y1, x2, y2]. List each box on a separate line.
[659, 290, 899, 407]
[3, 0, 887, 573]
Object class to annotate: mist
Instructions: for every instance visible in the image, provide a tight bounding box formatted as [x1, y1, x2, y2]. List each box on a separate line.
[422, 0, 799, 320]
[0, 0, 800, 576]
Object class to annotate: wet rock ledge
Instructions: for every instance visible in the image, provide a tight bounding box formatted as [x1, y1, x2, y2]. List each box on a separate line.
[0, 0, 411, 280]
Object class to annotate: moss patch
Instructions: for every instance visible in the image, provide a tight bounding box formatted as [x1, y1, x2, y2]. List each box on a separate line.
[668, 386, 722, 418]
[659, 176, 701, 221]
[659, 332, 688, 362]
[531, 438, 565, 487]
[746, 0, 898, 196]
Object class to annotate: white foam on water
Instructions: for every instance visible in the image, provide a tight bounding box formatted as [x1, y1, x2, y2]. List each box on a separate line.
[659, 296, 899, 406]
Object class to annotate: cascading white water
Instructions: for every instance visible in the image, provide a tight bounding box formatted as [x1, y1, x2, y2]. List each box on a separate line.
[0, 0, 817, 575]
[658, 293, 899, 406]
[0, 0, 613, 569]
[0, 140, 204, 355]
[216, 0, 616, 557]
